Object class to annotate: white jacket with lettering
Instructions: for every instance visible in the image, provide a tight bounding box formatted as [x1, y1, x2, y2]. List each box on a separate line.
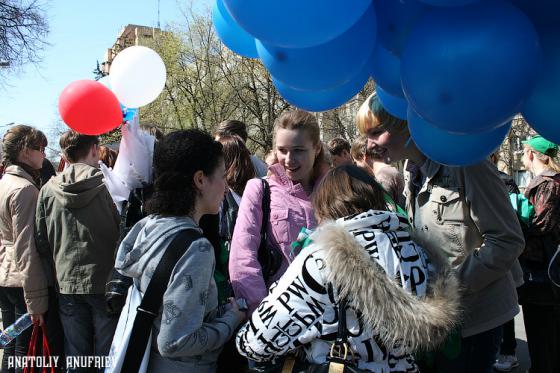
[236, 210, 460, 372]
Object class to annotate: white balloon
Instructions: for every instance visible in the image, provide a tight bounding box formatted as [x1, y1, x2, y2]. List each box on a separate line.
[109, 46, 166, 108]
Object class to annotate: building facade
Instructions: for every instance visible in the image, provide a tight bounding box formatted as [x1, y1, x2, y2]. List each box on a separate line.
[99, 24, 161, 76]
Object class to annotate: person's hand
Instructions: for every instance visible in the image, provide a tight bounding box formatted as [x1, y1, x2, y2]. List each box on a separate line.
[228, 297, 247, 321]
[30, 314, 44, 326]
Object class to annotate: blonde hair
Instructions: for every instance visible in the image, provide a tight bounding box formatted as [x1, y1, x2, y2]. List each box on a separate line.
[527, 144, 560, 173]
[356, 94, 378, 135]
[355, 92, 408, 135]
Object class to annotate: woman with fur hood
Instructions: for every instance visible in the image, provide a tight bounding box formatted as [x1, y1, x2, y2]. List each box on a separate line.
[236, 165, 460, 372]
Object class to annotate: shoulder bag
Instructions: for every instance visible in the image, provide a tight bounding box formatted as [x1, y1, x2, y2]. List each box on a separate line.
[107, 229, 202, 373]
[257, 178, 283, 283]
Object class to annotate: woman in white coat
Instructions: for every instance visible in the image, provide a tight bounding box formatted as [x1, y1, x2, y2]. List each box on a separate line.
[236, 165, 460, 372]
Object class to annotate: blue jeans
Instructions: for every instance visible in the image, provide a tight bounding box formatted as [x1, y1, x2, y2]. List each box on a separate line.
[0, 287, 31, 373]
[58, 294, 118, 373]
[422, 325, 503, 373]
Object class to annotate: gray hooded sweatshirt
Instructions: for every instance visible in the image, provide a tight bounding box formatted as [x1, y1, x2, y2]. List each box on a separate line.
[115, 215, 243, 373]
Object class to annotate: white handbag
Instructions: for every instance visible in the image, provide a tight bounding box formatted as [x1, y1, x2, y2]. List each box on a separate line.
[105, 285, 152, 373]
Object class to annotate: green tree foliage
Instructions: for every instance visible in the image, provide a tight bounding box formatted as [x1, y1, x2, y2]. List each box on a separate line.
[139, 9, 373, 155]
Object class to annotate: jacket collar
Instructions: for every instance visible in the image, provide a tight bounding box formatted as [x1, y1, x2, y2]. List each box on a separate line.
[405, 158, 441, 186]
[404, 159, 442, 220]
[268, 163, 309, 197]
[4, 165, 38, 187]
[525, 169, 559, 194]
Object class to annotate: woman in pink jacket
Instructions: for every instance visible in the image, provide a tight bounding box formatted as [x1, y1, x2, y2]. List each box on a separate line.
[229, 110, 326, 314]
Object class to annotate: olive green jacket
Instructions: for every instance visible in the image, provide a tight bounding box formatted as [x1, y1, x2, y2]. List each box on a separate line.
[35, 163, 119, 294]
[404, 159, 525, 337]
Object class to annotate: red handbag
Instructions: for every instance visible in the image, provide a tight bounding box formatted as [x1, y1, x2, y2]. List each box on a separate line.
[24, 324, 55, 373]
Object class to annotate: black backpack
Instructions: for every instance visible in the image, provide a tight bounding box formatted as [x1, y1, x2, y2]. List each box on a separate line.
[106, 187, 152, 315]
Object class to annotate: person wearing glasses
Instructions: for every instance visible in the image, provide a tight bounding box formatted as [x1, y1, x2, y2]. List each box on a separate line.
[0, 125, 50, 371]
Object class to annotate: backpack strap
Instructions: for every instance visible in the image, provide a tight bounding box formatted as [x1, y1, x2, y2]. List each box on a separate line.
[121, 228, 203, 373]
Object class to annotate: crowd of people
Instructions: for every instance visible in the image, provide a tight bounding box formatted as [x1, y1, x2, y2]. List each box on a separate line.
[0, 92, 558, 373]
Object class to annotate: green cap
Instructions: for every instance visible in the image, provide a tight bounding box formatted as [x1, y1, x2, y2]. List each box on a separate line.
[523, 135, 558, 157]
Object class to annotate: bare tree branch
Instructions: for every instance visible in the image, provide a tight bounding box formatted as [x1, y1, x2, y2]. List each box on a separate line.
[0, 0, 49, 82]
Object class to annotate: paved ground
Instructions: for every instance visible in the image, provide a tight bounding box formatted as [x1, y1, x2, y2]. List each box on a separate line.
[0, 310, 532, 372]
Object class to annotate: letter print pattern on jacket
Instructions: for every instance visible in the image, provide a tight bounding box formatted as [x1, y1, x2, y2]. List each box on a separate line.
[237, 210, 443, 373]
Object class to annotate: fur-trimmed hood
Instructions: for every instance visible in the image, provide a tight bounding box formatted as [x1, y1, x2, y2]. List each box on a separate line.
[312, 210, 461, 352]
[236, 210, 460, 370]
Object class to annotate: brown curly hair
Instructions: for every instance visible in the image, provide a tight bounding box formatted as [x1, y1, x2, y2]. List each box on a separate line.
[145, 129, 223, 216]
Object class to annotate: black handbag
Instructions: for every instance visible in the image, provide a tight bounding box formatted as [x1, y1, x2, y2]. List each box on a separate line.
[257, 178, 283, 283]
[105, 187, 152, 315]
[120, 229, 202, 373]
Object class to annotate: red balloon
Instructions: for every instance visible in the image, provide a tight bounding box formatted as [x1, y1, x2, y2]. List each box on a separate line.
[58, 80, 123, 135]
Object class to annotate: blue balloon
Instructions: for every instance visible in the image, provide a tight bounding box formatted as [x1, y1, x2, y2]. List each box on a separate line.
[373, 0, 431, 56]
[256, 4, 377, 91]
[212, 0, 257, 58]
[408, 108, 511, 166]
[419, 0, 480, 6]
[370, 43, 404, 97]
[273, 51, 374, 112]
[521, 29, 560, 143]
[223, 0, 372, 48]
[376, 86, 408, 120]
[401, 0, 541, 134]
[273, 75, 369, 113]
[509, 0, 560, 29]
[120, 104, 138, 123]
